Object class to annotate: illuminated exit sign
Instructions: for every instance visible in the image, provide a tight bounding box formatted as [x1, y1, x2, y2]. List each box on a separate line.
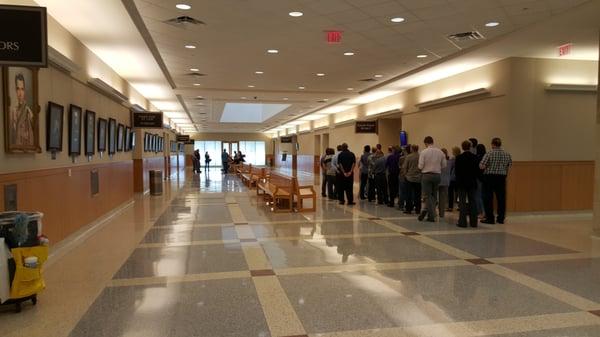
[558, 43, 572, 57]
[325, 30, 342, 43]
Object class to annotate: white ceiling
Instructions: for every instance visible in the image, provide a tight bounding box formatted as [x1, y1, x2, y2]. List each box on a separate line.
[34, 0, 596, 134]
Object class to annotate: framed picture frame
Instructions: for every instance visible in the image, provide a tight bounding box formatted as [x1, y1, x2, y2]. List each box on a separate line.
[153, 134, 157, 153]
[46, 101, 63, 152]
[84, 110, 95, 156]
[117, 123, 124, 152]
[143, 132, 148, 152]
[68, 104, 82, 156]
[2, 66, 41, 153]
[97, 118, 107, 153]
[108, 118, 116, 155]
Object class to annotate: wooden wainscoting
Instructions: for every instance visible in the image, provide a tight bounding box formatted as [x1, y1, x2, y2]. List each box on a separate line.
[0, 161, 134, 243]
[133, 157, 166, 193]
[507, 161, 594, 212]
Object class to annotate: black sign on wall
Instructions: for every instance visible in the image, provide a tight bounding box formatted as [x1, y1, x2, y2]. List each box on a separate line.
[355, 121, 378, 134]
[0, 5, 47, 67]
[280, 136, 293, 143]
[176, 135, 190, 142]
[132, 112, 163, 128]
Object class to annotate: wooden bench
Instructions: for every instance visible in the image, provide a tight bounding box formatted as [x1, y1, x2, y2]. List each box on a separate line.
[295, 181, 316, 212]
[245, 167, 265, 189]
[239, 164, 254, 185]
[257, 172, 294, 212]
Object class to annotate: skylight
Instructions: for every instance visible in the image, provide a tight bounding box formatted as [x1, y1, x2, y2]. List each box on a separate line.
[220, 103, 291, 123]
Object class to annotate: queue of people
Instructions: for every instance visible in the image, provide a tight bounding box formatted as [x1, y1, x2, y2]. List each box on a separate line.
[319, 137, 512, 228]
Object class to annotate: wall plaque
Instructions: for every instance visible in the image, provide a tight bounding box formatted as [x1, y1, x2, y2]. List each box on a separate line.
[0, 5, 47, 67]
[355, 121, 378, 134]
[132, 112, 163, 128]
[176, 135, 190, 142]
[280, 136, 293, 143]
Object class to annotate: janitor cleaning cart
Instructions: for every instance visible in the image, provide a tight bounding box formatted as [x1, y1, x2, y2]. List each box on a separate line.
[0, 212, 49, 313]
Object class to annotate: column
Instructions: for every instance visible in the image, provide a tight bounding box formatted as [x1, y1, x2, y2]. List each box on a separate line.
[594, 30, 600, 237]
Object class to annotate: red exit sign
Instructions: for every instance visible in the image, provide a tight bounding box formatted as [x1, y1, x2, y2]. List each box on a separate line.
[325, 30, 342, 43]
[558, 43, 572, 57]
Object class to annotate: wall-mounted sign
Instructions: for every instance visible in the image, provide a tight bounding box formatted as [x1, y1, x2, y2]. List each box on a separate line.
[558, 43, 572, 57]
[176, 135, 190, 142]
[355, 121, 378, 134]
[0, 5, 47, 67]
[280, 136, 293, 143]
[132, 112, 163, 128]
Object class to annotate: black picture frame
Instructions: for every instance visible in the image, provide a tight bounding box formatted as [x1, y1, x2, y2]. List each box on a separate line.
[46, 101, 63, 152]
[108, 118, 116, 155]
[84, 110, 95, 156]
[68, 104, 82, 156]
[117, 123, 124, 152]
[124, 127, 131, 152]
[97, 118, 107, 152]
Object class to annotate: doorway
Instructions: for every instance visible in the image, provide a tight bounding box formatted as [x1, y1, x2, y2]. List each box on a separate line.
[222, 142, 239, 156]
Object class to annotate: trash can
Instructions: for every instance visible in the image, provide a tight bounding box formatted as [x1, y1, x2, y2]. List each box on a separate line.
[149, 170, 163, 196]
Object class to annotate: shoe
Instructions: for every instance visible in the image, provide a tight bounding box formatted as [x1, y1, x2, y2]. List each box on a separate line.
[347, 202, 356, 205]
[418, 211, 427, 221]
[456, 224, 467, 228]
[480, 219, 495, 224]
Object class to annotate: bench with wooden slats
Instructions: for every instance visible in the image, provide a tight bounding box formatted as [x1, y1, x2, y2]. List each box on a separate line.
[257, 172, 295, 212]
[295, 182, 316, 212]
[240, 164, 254, 185]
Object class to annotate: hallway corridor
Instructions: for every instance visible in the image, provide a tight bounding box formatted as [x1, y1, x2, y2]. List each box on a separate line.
[2, 171, 600, 337]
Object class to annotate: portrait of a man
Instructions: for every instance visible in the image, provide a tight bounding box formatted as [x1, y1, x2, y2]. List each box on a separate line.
[3, 67, 40, 153]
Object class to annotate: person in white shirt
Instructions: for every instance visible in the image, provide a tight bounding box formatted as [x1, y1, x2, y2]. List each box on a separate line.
[331, 145, 342, 200]
[417, 136, 447, 222]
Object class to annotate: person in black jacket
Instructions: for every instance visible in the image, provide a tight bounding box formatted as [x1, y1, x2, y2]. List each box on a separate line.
[455, 140, 480, 228]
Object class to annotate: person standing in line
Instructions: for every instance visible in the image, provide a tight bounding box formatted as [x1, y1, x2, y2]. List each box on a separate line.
[331, 145, 343, 200]
[320, 150, 328, 197]
[193, 149, 201, 173]
[221, 149, 229, 173]
[469, 138, 478, 155]
[397, 146, 409, 211]
[372, 147, 388, 205]
[358, 145, 371, 200]
[337, 143, 356, 205]
[324, 148, 337, 200]
[438, 148, 451, 218]
[447, 147, 460, 211]
[402, 144, 421, 214]
[479, 137, 512, 224]
[455, 140, 480, 228]
[475, 143, 487, 218]
[417, 136, 447, 222]
[204, 151, 211, 171]
[386, 146, 401, 207]
[367, 146, 378, 202]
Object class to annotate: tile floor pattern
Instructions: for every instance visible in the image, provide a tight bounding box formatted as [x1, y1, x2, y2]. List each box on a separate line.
[2, 171, 600, 337]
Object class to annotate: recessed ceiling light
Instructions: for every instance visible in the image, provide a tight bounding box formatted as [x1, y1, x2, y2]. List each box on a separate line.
[289, 11, 303, 17]
[248, 85, 255, 88]
[283, 97, 289, 100]
[190, 68, 199, 72]
[322, 98, 329, 101]
[390, 17, 405, 23]
[417, 54, 428, 58]
[185, 45, 196, 49]
[255, 71, 264, 74]
[298, 86, 305, 90]
[344, 52, 355, 56]
[193, 83, 201, 86]
[347, 87, 354, 91]
[316, 73, 325, 77]
[485, 21, 500, 27]
[241, 97, 247, 99]
[267, 49, 279, 54]
[374, 74, 383, 78]
[176, 4, 191, 10]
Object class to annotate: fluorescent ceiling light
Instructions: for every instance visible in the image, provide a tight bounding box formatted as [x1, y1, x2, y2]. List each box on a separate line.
[283, 97, 289, 100]
[176, 4, 191, 10]
[241, 96, 247, 99]
[193, 83, 201, 86]
[344, 52, 355, 56]
[316, 73, 325, 76]
[485, 21, 500, 27]
[417, 54, 428, 58]
[545, 83, 597, 92]
[390, 17, 405, 23]
[347, 88, 354, 91]
[255, 71, 264, 74]
[415, 88, 490, 109]
[185, 45, 196, 49]
[289, 11, 303, 17]
[190, 68, 199, 72]
[298, 86, 305, 90]
[248, 85, 255, 88]
[267, 49, 279, 54]
[374, 74, 383, 78]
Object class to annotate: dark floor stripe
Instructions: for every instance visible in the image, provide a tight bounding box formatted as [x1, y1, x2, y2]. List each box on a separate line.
[250, 269, 276, 277]
[465, 258, 494, 265]
[402, 231, 421, 236]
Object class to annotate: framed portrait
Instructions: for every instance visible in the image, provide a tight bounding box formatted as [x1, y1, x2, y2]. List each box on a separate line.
[68, 104, 82, 156]
[84, 110, 95, 156]
[124, 127, 131, 152]
[46, 101, 63, 152]
[3, 66, 41, 153]
[143, 132, 148, 152]
[108, 118, 116, 155]
[97, 118, 107, 153]
[153, 134, 158, 152]
[117, 123, 124, 152]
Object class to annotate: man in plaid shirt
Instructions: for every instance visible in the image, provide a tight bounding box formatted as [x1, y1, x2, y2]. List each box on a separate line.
[479, 137, 512, 224]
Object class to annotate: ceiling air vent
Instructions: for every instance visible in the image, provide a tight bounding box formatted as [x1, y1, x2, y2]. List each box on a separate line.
[447, 31, 485, 42]
[164, 16, 206, 28]
[359, 78, 377, 82]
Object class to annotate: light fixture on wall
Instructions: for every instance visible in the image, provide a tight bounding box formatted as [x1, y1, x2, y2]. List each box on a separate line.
[48, 46, 80, 74]
[545, 83, 598, 92]
[88, 78, 129, 105]
[131, 104, 147, 113]
[415, 88, 490, 109]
